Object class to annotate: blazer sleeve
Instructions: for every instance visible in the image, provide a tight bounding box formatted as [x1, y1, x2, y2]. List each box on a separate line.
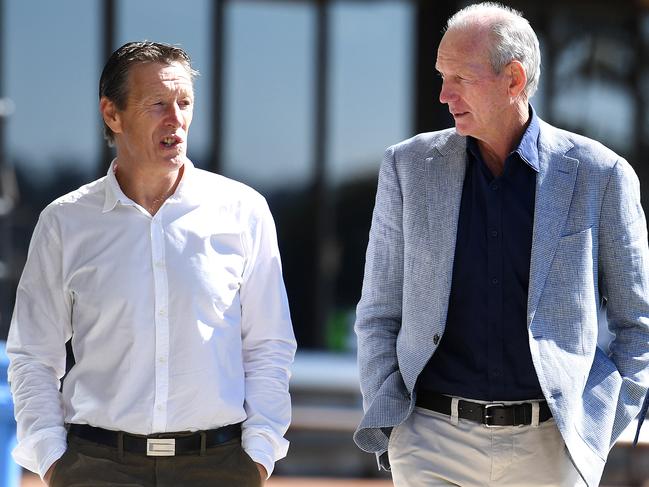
[355, 146, 405, 412]
[598, 158, 649, 415]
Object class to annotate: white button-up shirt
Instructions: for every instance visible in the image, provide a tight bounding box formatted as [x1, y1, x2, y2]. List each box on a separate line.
[7, 160, 296, 478]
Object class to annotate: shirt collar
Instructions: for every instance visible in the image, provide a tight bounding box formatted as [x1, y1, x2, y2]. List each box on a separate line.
[102, 158, 195, 213]
[515, 105, 540, 172]
[103, 159, 125, 213]
[466, 104, 540, 173]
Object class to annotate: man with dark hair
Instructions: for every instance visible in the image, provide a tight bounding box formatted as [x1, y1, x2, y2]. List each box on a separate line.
[7, 41, 296, 486]
[354, 3, 649, 486]
[98, 42, 198, 147]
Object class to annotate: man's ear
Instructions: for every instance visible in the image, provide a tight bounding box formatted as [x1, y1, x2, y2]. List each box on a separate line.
[507, 60, 528, 99]
[99, 97, 122, 135]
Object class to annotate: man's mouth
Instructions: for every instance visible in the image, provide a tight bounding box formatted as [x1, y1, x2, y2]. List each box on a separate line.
[160, 135, 183, 148]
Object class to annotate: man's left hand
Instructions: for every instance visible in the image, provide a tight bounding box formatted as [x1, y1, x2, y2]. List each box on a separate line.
[255, 463, 267, 484]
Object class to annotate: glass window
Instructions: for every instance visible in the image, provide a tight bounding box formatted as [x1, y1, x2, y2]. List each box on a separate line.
[223, 1, 314, 190]
[552, 80, 633, 153]
[329, 1, 413, 185]
[551, 34, 634, 153]
[7, 0, 101, 184]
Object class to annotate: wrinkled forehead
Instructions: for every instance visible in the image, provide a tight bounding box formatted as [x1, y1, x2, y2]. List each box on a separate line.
[128, 61, 194, 93]
[436, 27, 493, 73]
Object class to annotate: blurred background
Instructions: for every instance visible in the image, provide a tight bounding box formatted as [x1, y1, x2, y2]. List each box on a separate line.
[1, 0, 649, 485]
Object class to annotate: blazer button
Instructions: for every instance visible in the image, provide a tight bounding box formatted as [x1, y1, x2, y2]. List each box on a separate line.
[433, 334, 440, 345]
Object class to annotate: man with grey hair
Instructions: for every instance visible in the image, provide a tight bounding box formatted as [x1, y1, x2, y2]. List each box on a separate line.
[354, 2, 649, 486]
[7, 41, 296, 486]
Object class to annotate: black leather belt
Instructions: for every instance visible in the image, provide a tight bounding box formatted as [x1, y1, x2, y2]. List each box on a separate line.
[68, 423, 241, 456]
[416, 391, 552, 427]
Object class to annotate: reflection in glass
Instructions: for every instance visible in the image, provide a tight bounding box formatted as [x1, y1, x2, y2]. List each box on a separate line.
[7, 0, 100, 183]
[329, 1, 413, 185]
[223, 2, 314, 191]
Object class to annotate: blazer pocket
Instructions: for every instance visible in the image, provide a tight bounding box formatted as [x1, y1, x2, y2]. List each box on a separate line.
[559, 225, 593, 241]
[554, 226, 594, 269]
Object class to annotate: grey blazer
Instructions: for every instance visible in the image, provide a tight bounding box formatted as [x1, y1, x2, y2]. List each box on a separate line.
[354, 120, 649, 487]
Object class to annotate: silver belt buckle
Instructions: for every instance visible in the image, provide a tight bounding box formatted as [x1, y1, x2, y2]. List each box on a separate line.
[483, 403, 505, 428]
[147, 438, 176, 456]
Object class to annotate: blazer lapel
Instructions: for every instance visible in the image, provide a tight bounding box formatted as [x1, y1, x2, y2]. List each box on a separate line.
[527, 126, 579, 325]
[425, 139, 467, 293]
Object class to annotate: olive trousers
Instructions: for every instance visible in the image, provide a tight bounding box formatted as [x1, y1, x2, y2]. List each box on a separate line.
[50, 433, 262, 487]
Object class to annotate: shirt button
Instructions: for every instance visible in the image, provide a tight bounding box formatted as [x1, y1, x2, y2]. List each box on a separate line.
[490, 230, 498, 238]
[158, 356, 166, 363]
[157, 405, 163, 411]
[491, 183, 499, 191]
[491, 278, 499, 285]
[433, 334, 440, 345]
[154, 260, 164, 268]
[158, 309, 166, 316]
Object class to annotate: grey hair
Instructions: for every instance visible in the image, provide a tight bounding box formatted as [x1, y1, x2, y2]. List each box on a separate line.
[446, 2, 541, 98]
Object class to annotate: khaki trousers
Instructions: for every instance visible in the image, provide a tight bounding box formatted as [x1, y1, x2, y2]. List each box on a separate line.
[50, 433, 262, 487]
[388, 406, 586, 487]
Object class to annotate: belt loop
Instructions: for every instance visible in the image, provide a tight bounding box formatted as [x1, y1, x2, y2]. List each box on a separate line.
[117, 431, 124, 460]
[531, 402, 540, 427]
[450, 397, 460, 425]
[200, 431, 207, 456]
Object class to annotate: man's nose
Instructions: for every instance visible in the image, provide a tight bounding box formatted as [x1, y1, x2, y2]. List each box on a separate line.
[165, 103, 183, 127]
[439, 80, 457, 104]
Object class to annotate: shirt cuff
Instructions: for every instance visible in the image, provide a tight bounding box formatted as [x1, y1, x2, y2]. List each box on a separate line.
[38, 444, 67, 480]
[242, 436, 276, 478]
[11, 428, 67, 479]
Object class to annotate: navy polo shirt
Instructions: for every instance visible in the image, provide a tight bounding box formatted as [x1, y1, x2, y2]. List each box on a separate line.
[418, 107, 544, 401]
